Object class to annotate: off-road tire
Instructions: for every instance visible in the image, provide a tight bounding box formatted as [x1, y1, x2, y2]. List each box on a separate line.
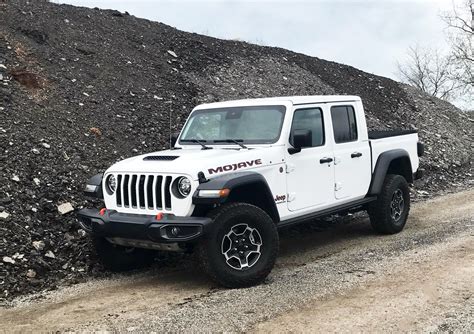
[198, 202, 279, 288]
[92, 236, 155, 272]
[368, 174, 410, 234]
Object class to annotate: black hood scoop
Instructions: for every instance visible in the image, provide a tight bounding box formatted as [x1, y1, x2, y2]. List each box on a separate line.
[143, 155, 179, 161]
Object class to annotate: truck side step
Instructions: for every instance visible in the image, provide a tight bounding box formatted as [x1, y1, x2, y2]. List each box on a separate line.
[277, 197, 377, 229]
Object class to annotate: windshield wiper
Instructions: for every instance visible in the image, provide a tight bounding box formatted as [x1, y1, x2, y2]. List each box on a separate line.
[180, 139, 212, 150]
[213, 139, 248, 149]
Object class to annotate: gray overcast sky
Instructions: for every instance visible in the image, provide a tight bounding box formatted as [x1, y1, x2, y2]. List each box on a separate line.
[55, 0, 451, 81]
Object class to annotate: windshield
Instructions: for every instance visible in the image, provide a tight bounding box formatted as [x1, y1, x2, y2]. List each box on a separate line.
[179, 105, 286, 145]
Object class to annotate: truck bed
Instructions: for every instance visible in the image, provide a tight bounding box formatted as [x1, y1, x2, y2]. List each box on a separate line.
[369, 131, 419, 175]
[368, 130, 417, 140]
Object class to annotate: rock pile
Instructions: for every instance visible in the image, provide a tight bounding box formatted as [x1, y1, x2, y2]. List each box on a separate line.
[0, 0, 472, 300]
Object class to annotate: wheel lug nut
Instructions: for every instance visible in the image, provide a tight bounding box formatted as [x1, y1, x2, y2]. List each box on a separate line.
[244, 245, 248, 249]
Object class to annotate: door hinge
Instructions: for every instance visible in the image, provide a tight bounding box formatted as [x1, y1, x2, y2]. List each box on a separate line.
[334, 182, 342, 191]
[287, 192, 296, 202]
[334, 157, 341, 165]
[286, 163, 295, 174]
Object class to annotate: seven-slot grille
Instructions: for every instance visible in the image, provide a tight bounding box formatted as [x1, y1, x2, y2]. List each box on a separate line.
[115, 174, 173, 211]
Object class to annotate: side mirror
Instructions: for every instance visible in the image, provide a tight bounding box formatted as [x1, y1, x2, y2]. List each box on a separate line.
[289, 129, 312, 154]
[170, 132, 180, 148]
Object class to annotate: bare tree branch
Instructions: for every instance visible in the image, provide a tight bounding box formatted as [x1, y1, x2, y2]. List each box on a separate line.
[441, 0, 474, 95]
[397, 46, 460, 101]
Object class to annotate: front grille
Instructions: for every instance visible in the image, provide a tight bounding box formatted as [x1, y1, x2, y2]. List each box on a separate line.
[143, 155, 179, 161]
[115, 173, 173, 210]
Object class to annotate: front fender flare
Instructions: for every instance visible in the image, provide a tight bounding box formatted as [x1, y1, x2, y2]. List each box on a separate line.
[193, 171, 279, 222]
[84, 173, 104, 200]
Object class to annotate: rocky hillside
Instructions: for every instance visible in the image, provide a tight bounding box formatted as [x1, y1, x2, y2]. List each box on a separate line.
[0, 0, 472, 300]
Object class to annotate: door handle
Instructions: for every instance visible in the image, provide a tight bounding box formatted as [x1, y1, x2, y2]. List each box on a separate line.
[351, 152, 362, 158]
[320, 157, 333, 164]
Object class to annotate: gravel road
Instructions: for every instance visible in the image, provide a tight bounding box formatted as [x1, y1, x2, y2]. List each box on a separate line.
[1, 189, 473, 333]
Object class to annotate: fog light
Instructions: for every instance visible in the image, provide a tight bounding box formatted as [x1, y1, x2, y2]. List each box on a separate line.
[171, 227, 180, 236]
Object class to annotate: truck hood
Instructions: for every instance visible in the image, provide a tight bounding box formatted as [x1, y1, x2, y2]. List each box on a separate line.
[105, 146, 283, 179]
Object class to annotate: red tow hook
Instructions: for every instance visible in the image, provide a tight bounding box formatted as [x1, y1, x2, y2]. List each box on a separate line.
[155, 212, 164, 221]
[99, 208, 107, 216]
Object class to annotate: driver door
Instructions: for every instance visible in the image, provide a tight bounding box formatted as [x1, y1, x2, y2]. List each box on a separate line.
[285, 106, 334, 212]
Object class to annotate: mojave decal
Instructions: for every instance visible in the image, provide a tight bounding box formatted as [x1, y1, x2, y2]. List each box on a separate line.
[208, 159, 263, 175]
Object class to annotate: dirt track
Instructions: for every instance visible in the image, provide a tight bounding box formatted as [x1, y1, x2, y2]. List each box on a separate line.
[1, 189, 473, 332]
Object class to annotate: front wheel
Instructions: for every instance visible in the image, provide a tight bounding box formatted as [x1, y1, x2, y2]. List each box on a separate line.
[368, 174, 410, 234]
[198, 202, 279, 288]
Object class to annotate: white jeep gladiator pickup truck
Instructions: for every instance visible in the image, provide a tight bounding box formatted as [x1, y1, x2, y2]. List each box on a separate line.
[78, 95, 424, 287]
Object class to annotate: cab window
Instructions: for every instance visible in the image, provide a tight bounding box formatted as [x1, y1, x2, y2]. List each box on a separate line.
[330, 105, 358, 143]
[289, 108, 325, 147]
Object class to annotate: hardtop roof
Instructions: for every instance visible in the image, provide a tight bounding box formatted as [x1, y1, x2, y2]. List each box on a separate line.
[194, 95, 361, 110]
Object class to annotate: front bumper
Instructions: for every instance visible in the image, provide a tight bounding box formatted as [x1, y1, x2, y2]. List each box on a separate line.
[77, 208, 212, 243]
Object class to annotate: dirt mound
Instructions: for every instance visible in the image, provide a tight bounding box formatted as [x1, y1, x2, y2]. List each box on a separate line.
[0, 0, 472, 300]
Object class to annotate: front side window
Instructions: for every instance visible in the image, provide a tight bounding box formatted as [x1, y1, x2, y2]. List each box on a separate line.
[289, 107, 325, 147]
[330, 105, 358, 143]
[180, 105, 285, 144]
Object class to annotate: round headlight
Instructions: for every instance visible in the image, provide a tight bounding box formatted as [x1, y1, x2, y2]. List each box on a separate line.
[177, 177, 191, 197]
[106, 175, 116, 194]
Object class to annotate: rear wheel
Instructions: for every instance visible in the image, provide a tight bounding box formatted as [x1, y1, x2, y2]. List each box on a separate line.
[368, 174, 410, 234]
[92, 237, 155, 272]
[198, 202, 279, 288]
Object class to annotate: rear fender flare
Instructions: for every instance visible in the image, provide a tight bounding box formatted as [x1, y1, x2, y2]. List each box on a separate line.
[369, 149, 412, 195]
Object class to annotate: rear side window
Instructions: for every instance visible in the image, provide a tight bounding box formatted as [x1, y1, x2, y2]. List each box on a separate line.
[330, 106, 358, 143]
[290, 108, 324, 147]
